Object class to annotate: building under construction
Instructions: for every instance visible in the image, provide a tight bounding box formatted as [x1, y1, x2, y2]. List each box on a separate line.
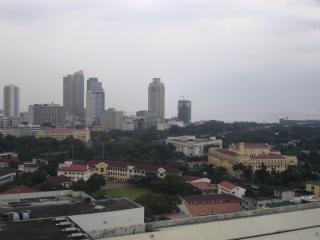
[178, 100, 192, 124]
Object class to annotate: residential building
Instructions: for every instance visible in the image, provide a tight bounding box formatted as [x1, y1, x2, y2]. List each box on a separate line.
[167, 136, 223, 157]
[86, 78, 105, 125]
[178, 100, 191, 123]
[0, 152, 19, 168]
[101, 108, 124, 131]
[0, 185, 37, 194]
[189, 182, 218, 195]
[18, 162, 40, 173]
[181, 175, 211, 183]
[0, 116, 24, 130]
[89, 160, 178, 182]
[63, 70, 84, 116]
[148, 78, 165, 122]
[3, 85, 20, 117]
[0, 168, 16, 185]
[35, 128, 91, 143]
[208, 142, 298, 176]
[7, 123, 41, 137]
[46, 175, 73, 188]
[306, 181, 320, 197]
[157, 118, 185, 131]
[180, 194, 241, 217]
[57, 162, 95, 182]
[28, 104, 65, 127]
[217, 181, 246, 199]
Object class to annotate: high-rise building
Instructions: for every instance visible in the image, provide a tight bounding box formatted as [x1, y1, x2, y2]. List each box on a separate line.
[3, 85, 20, 117]
[178, 100, 192, 123]
[86, 78, 105, 125]
[28, 104, 65, 127]
[148, 78, 165, 122]
[63, 70, 84, 116]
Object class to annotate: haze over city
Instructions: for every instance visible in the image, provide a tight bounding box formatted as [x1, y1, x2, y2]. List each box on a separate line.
[1, 0, 320, 122]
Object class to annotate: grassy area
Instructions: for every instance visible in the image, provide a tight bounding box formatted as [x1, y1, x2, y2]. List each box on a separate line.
[98, 188, 153, 201]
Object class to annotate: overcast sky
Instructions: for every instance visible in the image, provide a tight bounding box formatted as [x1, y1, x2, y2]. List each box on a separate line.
[0, 0, 319, 122]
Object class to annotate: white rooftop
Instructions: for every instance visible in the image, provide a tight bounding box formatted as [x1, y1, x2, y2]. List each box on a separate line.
[107, 207, 320, 240]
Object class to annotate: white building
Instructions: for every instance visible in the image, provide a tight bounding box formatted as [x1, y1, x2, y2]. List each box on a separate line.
[148, 78, 165, 122]
[166, 136, 223, 157]
[3, 85, 20, 117]
[57, 161, 95, 182]
[218, 181, 246, 199]
[7, 123, 41, 137]
[86, 78, 105, 125]
[0, 169, 16, 185]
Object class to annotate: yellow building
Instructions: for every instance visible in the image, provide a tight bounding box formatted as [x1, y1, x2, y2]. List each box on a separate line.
[208, 142, 298, 177]
[306, 181, 320, 197]
[35, 128, 91, 143]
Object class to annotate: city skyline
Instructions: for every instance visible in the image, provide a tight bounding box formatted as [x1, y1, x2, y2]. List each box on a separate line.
[0, 1, 319, 122]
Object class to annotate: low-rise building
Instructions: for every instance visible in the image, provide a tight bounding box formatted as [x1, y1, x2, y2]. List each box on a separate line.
[181, 175, 211, 183]
[0, 152, 19, 168]
[180, 194, 241, 217]
[46, 175, 73, 188]
[0, 169, 16, 185]
[35, 128, 91, 143]
[167, 136, 222, 157]
[306, 181, 320, 197]
[189, 182, 218, 195]
[218, 181, 246, 199]
[0, 190, 145, 239]
[18, 162, 40, 173]
[57, 162, 95, 182]
[208, 142, 298, 176]
[6, 124, 41, 137]
[90, 160, 178, 182]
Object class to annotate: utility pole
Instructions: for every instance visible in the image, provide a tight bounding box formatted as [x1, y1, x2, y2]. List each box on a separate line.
[102, 142, 105, 159]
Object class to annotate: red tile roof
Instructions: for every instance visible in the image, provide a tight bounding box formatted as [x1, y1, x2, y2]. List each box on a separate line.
[58, 164, 89, 172]
[214, 149, 240, 157]
[0, 185, 37, 194]
[218, 181, 238, 191]
[251, 154, 285, 160]
[190, 182, 218, 191]
[183, 194, 240, 204]
[181, 175, 203, 182]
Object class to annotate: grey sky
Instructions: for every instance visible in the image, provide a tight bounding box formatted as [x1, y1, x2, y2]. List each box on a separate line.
[0, 0, 319, 122]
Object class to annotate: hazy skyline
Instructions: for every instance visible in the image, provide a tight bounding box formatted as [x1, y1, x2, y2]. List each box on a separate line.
[0, 0, 319, 122]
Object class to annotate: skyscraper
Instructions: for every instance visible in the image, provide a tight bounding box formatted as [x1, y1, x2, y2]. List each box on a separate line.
[63, 70, 84, 116]
[148, 78, 165, 122]
[86, 78, 105, 124]
[178, 100, 192, 123]
[3, 85, 20, 117]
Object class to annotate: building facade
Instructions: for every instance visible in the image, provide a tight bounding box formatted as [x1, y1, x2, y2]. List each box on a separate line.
[86, 78, 105, 125]
[7, 124, 41, 137]
[28, 104, 65, 127]
[89, 160, 177, 182]
[101, 108, 124, 131]
[208, 142, 298, 176]
[178, 100, 191, 124]
[306, 181, 320, 197]
[217, 181, 246, 199]
[63, 70, 84, 116]
[57, 161, 95, 182]
[35, 128, 91, 143]
[0, 168, 16, 185]
[167, 136, 223, 157]
[148, 78, 165, 122]
[3, 85, 20, 117]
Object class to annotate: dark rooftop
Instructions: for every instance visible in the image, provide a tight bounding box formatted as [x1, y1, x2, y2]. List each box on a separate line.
[0, 219, 91, 240]
[1, 198, 140, 219]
